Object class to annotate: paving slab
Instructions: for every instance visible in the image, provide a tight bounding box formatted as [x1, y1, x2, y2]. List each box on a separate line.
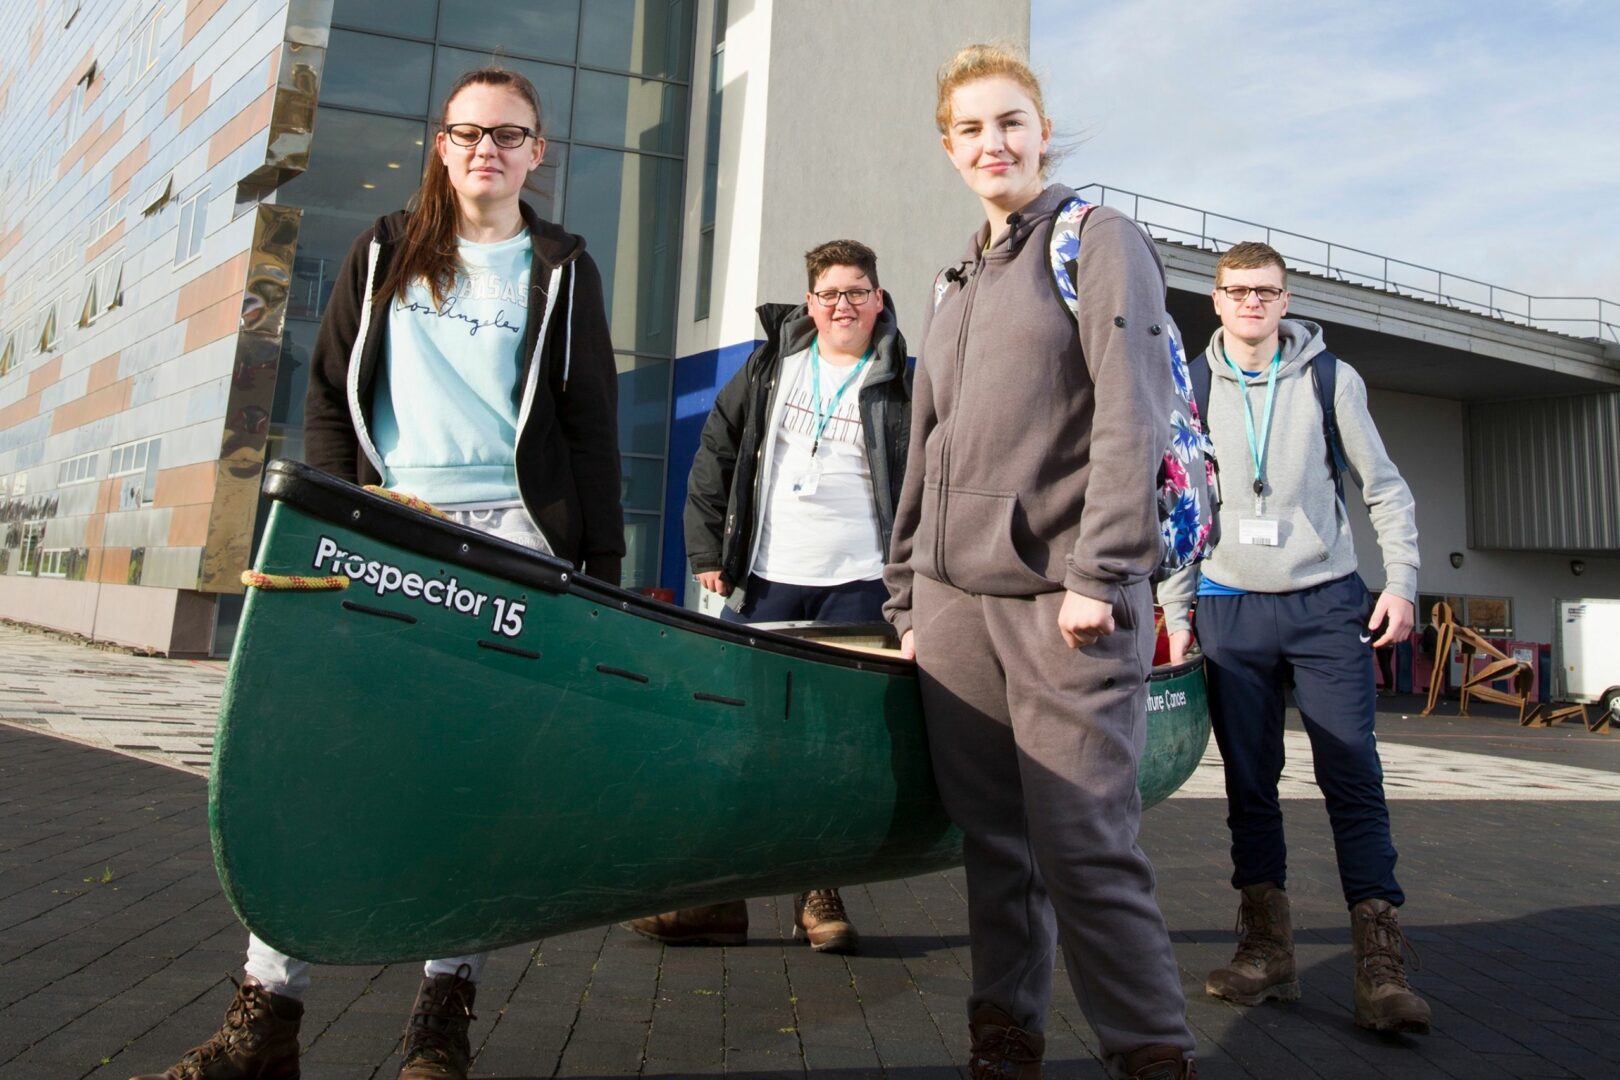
[3, 622, 1618, 1079]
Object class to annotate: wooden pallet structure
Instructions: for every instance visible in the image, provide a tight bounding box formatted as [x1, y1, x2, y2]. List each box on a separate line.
[1420, 601, 1535, 724]
[1421, 602, 1612, 732]
[1523, 699, 1610, 733]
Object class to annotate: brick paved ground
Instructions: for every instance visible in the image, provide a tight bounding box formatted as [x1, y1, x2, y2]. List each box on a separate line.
[3, 624, 1618, 1079]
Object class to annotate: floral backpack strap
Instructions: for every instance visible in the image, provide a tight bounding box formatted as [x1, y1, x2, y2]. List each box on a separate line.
[1047, 196, 1097, 320]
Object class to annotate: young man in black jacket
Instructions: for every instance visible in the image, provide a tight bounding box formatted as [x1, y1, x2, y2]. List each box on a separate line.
[628, 239, 910, 954]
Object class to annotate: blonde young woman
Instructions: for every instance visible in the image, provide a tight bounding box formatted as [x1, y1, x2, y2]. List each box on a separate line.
[132, 68, 622, 1080]
[883, 45, 1196, 1080]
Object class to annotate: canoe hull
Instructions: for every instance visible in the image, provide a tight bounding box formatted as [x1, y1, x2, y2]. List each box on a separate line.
[212, 463, 1209, 963]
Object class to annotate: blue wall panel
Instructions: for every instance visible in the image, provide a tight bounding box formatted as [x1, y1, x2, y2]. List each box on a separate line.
[660, 339, 761, 590]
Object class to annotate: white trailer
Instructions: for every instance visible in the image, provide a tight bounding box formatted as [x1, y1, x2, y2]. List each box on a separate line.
[1554, 598, 1620, 727]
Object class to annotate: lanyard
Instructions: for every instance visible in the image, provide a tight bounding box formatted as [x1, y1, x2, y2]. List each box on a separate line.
[808, 340, 871, 457]
[1222, 347, 1281, 507]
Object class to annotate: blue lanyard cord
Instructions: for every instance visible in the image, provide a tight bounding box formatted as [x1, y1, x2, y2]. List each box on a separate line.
[1222, 347, 1281, 497]
[808, 341, 872, 456]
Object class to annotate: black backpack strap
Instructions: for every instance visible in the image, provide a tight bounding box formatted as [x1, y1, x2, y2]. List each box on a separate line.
[1190, 351, 1212, 427]
[1310, 351, 1349, 502]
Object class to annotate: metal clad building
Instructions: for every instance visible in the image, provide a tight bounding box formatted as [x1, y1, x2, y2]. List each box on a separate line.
[0, 0, 1026, 653]
[1468, 393, 1620, 552]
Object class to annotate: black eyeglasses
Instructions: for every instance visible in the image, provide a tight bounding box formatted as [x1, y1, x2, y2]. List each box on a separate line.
[1217, 285, 1285, 302]
[811, 288, 875, 308]
[445, 123, 538, 149]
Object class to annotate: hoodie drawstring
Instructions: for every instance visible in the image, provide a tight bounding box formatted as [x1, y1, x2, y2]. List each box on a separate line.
[561, 263, 576, 392]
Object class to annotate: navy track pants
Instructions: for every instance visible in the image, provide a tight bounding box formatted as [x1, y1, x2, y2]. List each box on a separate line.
[1196, 573, 1403, 908]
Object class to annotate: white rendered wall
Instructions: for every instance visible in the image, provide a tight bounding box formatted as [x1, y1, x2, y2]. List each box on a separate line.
[1349, 389, 1620, 644]
[676, 0, 1030, 356]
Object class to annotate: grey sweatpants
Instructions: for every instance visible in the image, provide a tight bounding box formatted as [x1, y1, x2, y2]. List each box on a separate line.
[912, 575, 1193, 1070]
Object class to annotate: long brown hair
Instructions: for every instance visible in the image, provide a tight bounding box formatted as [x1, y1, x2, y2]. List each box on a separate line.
[375, 67, 544, 308]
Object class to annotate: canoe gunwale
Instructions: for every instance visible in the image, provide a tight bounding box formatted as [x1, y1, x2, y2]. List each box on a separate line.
[260, 461, 1205, 685]
[261, 461, 920, 677]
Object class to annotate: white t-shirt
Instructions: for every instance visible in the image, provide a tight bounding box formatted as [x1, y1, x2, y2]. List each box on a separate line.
[752, 345, 884, 585]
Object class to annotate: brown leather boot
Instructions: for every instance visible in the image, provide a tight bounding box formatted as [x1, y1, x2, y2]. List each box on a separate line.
[397, 966, 477, 1080]
[967, 1004, 1044, 1079]
[1204, 882, 1300, 1006]
[1351, 898, 1431, 1034]
[129, 976, 302, 1079]
[794, 888, 858, 953]
[623, 900, 748, 945]
[1122, 1044, 1197, 1079]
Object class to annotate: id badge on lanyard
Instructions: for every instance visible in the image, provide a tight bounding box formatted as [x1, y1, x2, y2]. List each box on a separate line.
[791, 453, 822, 497]
[792, 341, 869, 499]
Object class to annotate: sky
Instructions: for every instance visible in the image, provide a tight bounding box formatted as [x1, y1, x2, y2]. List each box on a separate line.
[1030, 0, 1620, 328]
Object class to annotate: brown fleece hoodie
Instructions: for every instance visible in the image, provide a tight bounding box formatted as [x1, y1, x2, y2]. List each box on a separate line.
[884, 185, 1176, 638]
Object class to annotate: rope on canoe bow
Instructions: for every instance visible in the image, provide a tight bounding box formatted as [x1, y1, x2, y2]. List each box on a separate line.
[238, 490, 443, 593]
[363, 485, 449, 520]
[240, 570, 350, 591]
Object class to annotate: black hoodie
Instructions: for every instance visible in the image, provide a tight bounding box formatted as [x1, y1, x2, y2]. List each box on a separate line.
[303, 201, 625, 585]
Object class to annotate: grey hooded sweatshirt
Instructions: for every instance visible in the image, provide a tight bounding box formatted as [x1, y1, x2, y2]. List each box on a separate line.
[1157, 319, 1419, 636]
[884, 185, 1176, 638]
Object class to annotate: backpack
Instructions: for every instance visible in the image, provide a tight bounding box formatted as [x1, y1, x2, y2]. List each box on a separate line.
[1189, 348, 1349, 504]
[930, 198, 1218, 581]
[1054, 198, 1221, 580]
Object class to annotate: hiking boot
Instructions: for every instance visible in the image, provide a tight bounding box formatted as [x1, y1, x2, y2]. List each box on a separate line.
[967, 1004, 1044, 1079]
[129, 976, 302, 1079]
[623, 900, 748, 946]
[397, 966, 477, 1080]
[794, 888, 858, 954]
[1205, 882, 1300, 1006]
[1351, 898, 1431, 1034]
[1122, 1045, 1197, 1079]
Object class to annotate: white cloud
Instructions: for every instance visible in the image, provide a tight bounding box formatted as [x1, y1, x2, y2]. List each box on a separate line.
[1033, 0, 1620, 327]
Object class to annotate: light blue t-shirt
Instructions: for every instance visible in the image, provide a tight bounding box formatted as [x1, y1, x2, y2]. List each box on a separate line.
[372, 230, 532, 507]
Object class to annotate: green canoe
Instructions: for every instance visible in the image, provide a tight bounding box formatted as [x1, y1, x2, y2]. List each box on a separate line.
[212, 461, 1211, 964]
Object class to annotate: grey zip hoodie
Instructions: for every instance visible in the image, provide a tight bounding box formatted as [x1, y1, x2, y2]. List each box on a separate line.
[1157, 319, 1419, 636]
[884, 185, 1176, 638]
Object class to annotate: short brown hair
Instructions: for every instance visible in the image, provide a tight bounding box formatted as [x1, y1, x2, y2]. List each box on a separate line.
[1216, 241, 1288, 287]
[805, 239, 879, 291]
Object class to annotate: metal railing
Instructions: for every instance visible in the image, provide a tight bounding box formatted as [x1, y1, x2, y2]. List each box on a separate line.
[1077, 184, 1620, 347]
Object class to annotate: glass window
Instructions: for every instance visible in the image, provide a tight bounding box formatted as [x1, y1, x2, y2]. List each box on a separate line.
[616, 355, 668, 454]
[693, 12, 724, 319]
[273, 319, 317, 428]
[431, 47, 575, 138]
[436, 0, 580, 63]
[331, 0, 437, 38]
[321, 30, 433, 116]
[565, 147, 681, 356]
[524, 140, 568, 223]
[621, 455, 664, 513]
[623, 510, 659, 590]
[579, 0, 695, 81]
[175, 189, 208, 266]
[288, 209, 363, 321]
[574, 70, 687, 155]
[279, 111, 426, 217]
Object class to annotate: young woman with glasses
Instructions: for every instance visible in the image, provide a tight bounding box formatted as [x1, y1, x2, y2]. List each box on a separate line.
[131, 68, 622, 1080]
[881, 45, 1197, 1079]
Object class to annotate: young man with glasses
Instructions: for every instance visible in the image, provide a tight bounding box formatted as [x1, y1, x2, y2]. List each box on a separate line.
[626, 239, 910, 954]
[1159, 241, 1429, 1035]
